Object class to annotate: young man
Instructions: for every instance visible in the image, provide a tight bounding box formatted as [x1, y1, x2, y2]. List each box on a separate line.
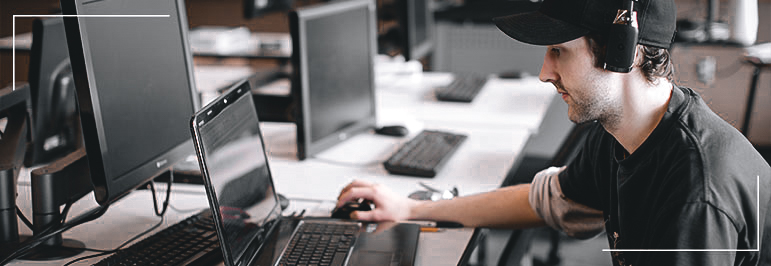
[336, 0, 771, 265]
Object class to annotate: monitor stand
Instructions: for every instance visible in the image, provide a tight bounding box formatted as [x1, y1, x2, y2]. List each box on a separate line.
[0, 90, 93, 261]
[19, 148, 92, 261]
[1, 84, 32, 248]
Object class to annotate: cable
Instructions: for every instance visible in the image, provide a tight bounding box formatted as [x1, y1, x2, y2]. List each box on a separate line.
[4, 174, 172, 264]
[61, 171, 178, 265]
[13, 197, 75, 232]
[148, 170, 174, 217]
[61, 215, 165, 266]
[61, 175, 175, 265]
[60, 201, 74, 224]
[309, 156, 384, 168]
[15, 206, 33, 230]
[0, 205, 109, 265]
[60, 249, 111, 265]
[168, 203, 205, 214]
[57, 246, 113, 253]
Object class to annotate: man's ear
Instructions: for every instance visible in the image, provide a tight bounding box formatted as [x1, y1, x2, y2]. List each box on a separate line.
[633, 45, 645, 67]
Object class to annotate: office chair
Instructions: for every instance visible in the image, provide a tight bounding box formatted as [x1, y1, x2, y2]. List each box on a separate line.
[496, 121, 595, 266]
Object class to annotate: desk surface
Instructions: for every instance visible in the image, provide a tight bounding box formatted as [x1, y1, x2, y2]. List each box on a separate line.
[263, 123, 533, 201]
[6, 66, 555, 265]
[9, 181, 477, 266]
[375, 72, 554, 130]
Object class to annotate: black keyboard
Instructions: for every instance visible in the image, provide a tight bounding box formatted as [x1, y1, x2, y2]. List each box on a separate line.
[383, 130, 468, 178]
[94, 209, 221, 266]
[278, 221, 360, 266]
[435, 73, 488, 103]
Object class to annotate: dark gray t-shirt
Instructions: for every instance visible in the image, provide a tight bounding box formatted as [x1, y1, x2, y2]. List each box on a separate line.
[559, 86, 771, 266]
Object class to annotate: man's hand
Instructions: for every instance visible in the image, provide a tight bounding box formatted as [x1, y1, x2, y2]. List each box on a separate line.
[336, 179, 419, 221]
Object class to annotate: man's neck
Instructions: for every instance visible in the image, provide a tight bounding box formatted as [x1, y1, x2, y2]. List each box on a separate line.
[604, 78, 673, 155]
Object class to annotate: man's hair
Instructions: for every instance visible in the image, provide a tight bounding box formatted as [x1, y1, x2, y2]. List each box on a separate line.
[585, 33, 675, 84]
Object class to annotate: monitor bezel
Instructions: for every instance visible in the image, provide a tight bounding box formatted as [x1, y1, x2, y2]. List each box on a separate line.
[60, 0, 200, 205]
[289, 0, 378, 160]
[398, 0, 433, 61]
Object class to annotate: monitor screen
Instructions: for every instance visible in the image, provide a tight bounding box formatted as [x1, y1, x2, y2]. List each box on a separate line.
[289, 0, 378, 160]
[26, 17, 80, 166]
[399, 0, 433, 60]
[61, 0, 200, 205]
[193, 81, 281, 263]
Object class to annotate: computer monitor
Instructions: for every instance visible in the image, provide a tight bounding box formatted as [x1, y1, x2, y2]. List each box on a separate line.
[397, 0, 433, 61]
[25, 18, 80, 167]
[289, 0, 378, 160]
[60, 0, 200, 205]
[0, 84, 31, 246]
[243, 0, 294, 19]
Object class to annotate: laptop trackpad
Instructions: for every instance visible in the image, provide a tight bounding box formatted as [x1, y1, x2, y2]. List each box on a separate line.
[346, 222, 418, 266]
[349, 251, 400, 266]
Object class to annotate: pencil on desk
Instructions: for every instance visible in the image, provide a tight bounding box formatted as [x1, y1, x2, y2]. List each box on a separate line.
[420, 227, 443, 232]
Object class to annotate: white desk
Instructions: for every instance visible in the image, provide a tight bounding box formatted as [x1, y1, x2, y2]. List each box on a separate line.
[262, 123, 532, 201]
[5, 68, 555, 265]
[375, 72, 554, 131]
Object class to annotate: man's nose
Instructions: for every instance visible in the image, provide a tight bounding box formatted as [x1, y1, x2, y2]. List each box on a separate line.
[539, 55, 556, 83]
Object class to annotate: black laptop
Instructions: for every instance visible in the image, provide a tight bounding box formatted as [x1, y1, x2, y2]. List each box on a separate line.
[190, 79, 420, 266]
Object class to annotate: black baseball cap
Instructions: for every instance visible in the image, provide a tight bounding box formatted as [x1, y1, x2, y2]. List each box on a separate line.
[493, 0, 677, 49]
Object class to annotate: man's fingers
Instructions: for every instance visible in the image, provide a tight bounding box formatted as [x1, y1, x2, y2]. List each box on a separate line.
[337, 186, 376, 207]
[337, 179, 376, 200]
[351, 209, 391, 222]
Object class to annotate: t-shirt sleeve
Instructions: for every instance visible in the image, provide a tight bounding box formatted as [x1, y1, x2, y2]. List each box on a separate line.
[557, 125, 605, 211]
[529, 166, 605, 239]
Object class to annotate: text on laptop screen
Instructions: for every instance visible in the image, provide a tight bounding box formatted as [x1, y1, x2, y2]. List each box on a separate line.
[198, 91, 280, 261]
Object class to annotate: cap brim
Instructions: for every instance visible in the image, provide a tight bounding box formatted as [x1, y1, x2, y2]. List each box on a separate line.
[493, 11, 590, 46]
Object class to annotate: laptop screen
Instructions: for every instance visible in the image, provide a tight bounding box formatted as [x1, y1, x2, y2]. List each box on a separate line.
[194, 82, 282, 263]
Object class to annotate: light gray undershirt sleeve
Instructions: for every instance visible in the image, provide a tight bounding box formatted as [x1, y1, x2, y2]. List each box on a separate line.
[528, 166, 605, 239]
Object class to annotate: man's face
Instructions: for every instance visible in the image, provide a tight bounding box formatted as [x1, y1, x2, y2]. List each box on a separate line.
[538, 37, 622, 126]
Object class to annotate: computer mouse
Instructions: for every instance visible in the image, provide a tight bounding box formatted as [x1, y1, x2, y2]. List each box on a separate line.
[374, 125, 408, 137]
[331, 201, 373, 219]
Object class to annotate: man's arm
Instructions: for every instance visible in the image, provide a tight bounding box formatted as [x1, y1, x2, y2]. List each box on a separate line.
[336, 180, 546, 229]
[410, 184, 546, 228]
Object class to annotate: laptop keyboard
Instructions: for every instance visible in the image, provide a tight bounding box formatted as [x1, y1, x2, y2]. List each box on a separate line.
[383, 130, 468, 178]
[94, 209, 220, 266]
[278, 221, 360, 266]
